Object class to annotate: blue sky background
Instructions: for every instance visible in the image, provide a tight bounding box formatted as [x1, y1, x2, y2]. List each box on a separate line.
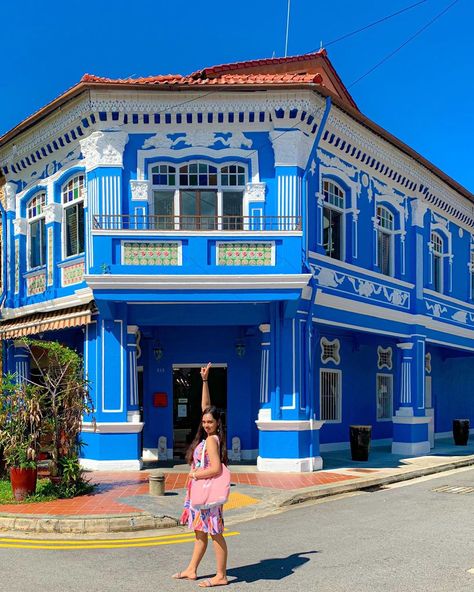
[1, 0, 472, 190]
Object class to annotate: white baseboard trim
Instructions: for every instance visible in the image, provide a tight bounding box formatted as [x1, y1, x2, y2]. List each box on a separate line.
[79, 458, 143, 471]
[391, 441, 430, 456]
[320, 438, 392, 452]
[257, 455, 323, 472]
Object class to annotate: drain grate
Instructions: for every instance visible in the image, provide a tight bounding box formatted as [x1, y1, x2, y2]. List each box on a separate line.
[432, 485, 474, 495]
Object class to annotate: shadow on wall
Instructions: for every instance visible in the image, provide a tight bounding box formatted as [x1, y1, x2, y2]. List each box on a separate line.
[222, 551, 318, 583]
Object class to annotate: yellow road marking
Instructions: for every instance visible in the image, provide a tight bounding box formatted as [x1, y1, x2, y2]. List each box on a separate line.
[0, 531, 240, 551]
[224, 492, 259, 511]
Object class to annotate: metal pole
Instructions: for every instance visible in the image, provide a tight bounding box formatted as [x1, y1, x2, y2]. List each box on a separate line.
[285, 0, 291, 57]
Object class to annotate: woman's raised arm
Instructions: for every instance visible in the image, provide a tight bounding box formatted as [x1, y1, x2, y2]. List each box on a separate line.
[200, 362, 212, 411]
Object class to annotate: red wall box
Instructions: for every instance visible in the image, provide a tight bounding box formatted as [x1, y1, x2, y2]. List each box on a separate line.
[153, 392, 168, 407]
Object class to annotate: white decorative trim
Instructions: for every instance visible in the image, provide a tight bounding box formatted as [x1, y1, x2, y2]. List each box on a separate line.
[79, 458, 143, 471]
[391, 441, 430, 455]
[81, 421, 144, 433]
[244, 182, 266, 202]
[92, 229, 301, 238]
[5, 182, 17, 212]
[84, 273, 312, 291]
[259, 324, 271, 333]
[270, 128, 314, 169]
[79, 130, 129, 171]
[255, 419, 325, 431]
[392, 416, 431, 424]
[309, 251, 414, 289]
[411, 199, 428, 228]
[425, 352, 432, 373]
[257, 456, 323, 472]
[423, 288, 474, 310]
[13, 218, 27, 236]
[138, 146, 260, 183]
[44, 202, 62, 224]
[130, 179, 150, 201]
[1, 288, 93, 319]
[396, 342, 414, 351]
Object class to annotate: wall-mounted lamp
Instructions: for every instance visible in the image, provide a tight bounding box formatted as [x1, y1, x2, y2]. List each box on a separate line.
[235, 342, 246, 358]
[153, 343, 164, 361]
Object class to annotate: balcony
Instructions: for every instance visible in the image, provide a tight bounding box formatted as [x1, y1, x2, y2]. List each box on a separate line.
[92, 214, 302, 233]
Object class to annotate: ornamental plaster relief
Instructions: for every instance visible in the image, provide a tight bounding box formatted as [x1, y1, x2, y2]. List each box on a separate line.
[79, 130, 129, 171]
[5, 182, 17, 212]
[244, 182, 266, 202]
[410, 198, 428, 228]
[130, 180, 150, 201]
[142, 130, 253, 150]
[270, 129, 314, 169]
[44, 203, 63, 224]
[13, 218, 27, 235]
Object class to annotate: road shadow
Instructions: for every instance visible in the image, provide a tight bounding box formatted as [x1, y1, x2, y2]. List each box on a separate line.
[223, 551, 318, 583]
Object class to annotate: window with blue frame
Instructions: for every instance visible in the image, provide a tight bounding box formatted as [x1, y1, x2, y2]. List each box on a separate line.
[27, 192, 46, 269]
[151, 162, 247, 231]
[376, 205, 395, 276]
[431, 232, 444, 293]
[62, 175, 85, 257]
[322, 180, 344, 260]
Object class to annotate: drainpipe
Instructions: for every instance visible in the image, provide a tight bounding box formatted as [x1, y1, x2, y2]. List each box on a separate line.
[0, 203, 6, 310]
[302, 96, 332, 420]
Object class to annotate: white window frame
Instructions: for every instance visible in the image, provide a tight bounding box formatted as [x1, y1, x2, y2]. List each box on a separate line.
[376, 373, 393, 422]
[322, 179, 345, 261]
[61, 174, 85, 260]
[431, 231, 444, 293]
[150, 161, 248, 230]
[319, 368, 342, 423]
[27, 192, 47, 271]
[376, 205, 395, 277]
[469, 250, 474, 300]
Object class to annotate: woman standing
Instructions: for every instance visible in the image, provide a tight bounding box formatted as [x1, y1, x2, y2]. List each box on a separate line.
[172, 363, 229, 587]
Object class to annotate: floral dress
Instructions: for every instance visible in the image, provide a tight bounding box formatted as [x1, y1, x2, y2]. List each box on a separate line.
[180, 437, 224, 535]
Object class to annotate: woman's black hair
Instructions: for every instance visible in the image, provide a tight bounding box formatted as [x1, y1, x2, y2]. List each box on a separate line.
[186, 405, 228, 466]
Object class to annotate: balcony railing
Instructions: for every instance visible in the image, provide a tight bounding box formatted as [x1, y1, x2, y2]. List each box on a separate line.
[92, 214, 302, 232]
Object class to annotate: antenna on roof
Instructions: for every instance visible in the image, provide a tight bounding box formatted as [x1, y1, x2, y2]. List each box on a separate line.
[284, 0, 291, 57]
[320, 40, 323, 50]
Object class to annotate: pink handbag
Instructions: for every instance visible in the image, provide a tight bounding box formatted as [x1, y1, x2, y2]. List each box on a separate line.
[190, 438, 231, 510]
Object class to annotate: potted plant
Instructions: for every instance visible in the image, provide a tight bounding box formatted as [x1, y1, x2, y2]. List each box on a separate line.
[0, 376, 44, 500]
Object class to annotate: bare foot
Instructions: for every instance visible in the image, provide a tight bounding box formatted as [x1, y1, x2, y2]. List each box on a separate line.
[172, 571, 197, 581]
[198, 576, 228, 587]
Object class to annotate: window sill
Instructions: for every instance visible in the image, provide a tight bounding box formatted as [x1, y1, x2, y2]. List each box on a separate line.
[24, 266, 46, 278]
[58, 255, 85, 268]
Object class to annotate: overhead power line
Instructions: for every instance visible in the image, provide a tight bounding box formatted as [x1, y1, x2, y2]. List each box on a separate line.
[348, 0, 459, 88]
[306, 0, 428, 53]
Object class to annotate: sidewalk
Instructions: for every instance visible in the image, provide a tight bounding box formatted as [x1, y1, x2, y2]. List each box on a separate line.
[1, 438, 473, 535]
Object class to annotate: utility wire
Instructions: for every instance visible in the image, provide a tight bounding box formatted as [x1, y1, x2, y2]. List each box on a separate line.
[348, 0, 459, 88]
[306, 0, 428, 53]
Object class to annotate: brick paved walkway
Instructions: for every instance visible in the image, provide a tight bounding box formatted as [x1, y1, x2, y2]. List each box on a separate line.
[0, 469, 360, 517]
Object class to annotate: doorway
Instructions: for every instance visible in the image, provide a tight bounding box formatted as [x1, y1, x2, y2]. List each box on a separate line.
[172, 365, 227, 459]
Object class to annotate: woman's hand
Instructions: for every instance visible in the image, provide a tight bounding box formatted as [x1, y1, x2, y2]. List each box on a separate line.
[200, 362, 211, 382]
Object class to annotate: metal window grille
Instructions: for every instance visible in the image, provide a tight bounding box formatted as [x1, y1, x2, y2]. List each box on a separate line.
[376, 374, 393, 420]
[320, 337, 341, 365]
[377, 230, 392, 276]
[377, 346, 392, 370]
[320, 370, 341, 421]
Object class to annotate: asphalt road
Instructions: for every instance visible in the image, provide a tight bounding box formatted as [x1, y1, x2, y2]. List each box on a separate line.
[1, 466, 474, 592]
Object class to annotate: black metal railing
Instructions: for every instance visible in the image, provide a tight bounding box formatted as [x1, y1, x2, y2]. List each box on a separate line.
[92, 214, 302, 232]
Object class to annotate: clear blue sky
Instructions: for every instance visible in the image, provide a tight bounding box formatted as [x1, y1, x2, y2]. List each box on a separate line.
[1, 0, 472, 191]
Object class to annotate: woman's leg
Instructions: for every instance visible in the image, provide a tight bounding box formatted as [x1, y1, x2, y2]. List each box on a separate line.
[173, 530, 208, 579]
[199, 533, 228, 586]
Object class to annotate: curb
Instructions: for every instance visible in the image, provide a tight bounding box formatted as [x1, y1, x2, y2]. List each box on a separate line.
[0, 513, 178, 534]
[278, 455, 474, 507]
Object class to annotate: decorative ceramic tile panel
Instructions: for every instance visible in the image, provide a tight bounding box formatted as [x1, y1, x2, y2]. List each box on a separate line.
[14, 239, 19, 294]
[62, 261, 85, 286]
[217, 242, 274, 266]
[122, 242, 180, 266]
[47, 227, 53, 285]
[27, 272, 46, 296]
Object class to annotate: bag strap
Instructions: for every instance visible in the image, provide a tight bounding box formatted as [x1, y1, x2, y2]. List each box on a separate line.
[200, 439, 207, 466]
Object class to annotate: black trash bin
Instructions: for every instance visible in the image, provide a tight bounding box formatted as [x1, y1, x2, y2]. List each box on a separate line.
[350, 425, 372, 461]
[453, 419, 470, 446]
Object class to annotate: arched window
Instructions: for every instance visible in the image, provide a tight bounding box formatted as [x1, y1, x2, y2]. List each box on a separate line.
[322, 180, 345, 260]
[376, 205, 395, 276]
[431, 232, 444, 293]
[62, 174, 85, 258]
[221, 165, 246, 230]
[27, 192, 46, 268]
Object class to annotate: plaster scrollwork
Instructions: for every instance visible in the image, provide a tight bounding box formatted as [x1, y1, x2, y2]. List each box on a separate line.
[348, 277, 381, 298]
[410, 199, 428, 228]
[44, 203, 62, 224]
[425, 352, 431, 374]
[142, 133, 174, 149]
[79, 130, 129, 171]
[317, 149, 360, 214]
[13, 218, 27, 236]
[312, 266, 345, 288]
[318, 150, 357, 180]
[244, 182, 266, 202]
[130, 180, 150, 201]
[5, 182, 17, 212]
[425, 301, 447, 318]
[270, 129, 313, 169]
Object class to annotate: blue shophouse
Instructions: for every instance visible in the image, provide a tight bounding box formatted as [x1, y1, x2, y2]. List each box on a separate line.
[0, 51, 473, 471]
